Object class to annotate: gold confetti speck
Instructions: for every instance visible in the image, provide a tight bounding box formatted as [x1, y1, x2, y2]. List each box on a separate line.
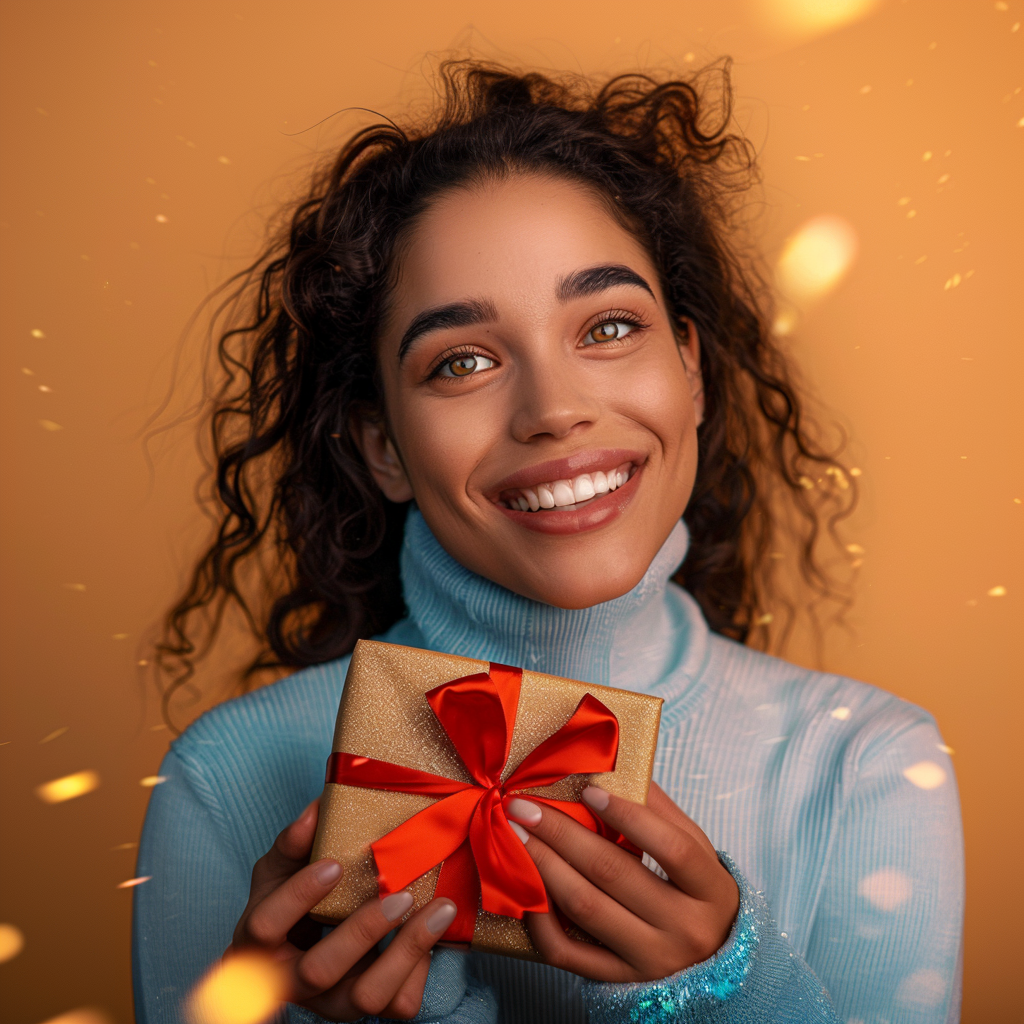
[922, 150, 933, 161]
[1014, 497, 1022, 504]
[987, 585, 1007, 597]
[798, 475, 814, 489]
[36, 769, 100, 804]
[944, 273, 962, 290]
[140, 775, 167, 787]
[40, 419, 63, 431]
[937, 173, 950, 184]
[795, 155, 811, 162]
[22, 367, 35, 375]
[897, 197, 910, 206]
[40, 1011, 114, 1024]
[850, 558, 864, 568]
[830, 707, 851, 721]
[155, 214, 168, 223]
[138, 659, 149, 666]
[217, 155, 231, 164]
[117, 876, 152, 889]
[0, 923, 25, 964]
[30, 328, 46, 338]
[994, 1, 1008, 9]
[906, 210, 917, 218]
[1013, 22, 1020, 32]
[755, 613, 774, 625]
[684, 52, 695, 62]
[849, 467, 862, 476]
[39, 385, 52, 392]
[64, 583, 85, 591]
[40, 727, 69, 744]
[938, 744, 955, 755]
[846, 543, 866, 555]
[187, 950, 288, 1024]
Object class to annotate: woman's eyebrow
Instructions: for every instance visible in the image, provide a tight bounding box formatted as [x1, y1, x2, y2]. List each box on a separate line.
[557, 264, 656, 302]
[398, 299, 498, 361]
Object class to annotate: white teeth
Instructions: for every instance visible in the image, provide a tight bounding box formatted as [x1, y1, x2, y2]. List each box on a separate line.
[552, 480, 576, 506]
[505, 464, 635, 512]
[572, 474, 595, 502]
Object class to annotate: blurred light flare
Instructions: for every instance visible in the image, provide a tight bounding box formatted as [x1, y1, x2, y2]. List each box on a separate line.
[39, 1010, 114, 1024]
[0, 922, 26, 963]
[117, 876, 152, 889]
[187, 951, 288, 1024]
[754, 0, 882, 37]
[775, 215, 858, 311]
[859, 868, 913, 911]
[36, 770, 100, 804]
[903, 761, 947, 790]
[141, 775, 167, 787]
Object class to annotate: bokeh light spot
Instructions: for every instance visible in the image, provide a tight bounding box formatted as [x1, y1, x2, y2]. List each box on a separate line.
[36, 770, 100, 803]
[776, 215, 858, 308]
[117, 876, 152, 889]
[39, 1010, 114, 1024]
[897, 969, 947, 1007]
[754, 0, 882, 36]
[140, 775, 167, 787]
[902, 761, 946, 790]
[187, 951, 288, 1024]
[830, 707, 851, 720]
[858, 868, 913, 911]
[0, 922, 26, 963]
[987, 585, 1007, 597]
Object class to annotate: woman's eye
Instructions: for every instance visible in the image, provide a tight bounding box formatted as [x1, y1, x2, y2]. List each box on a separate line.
[437, 353, 495, 378]
[585, 320, 637, 345]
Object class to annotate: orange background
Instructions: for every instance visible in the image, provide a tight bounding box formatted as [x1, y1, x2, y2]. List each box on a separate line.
[1, 1, 1021, 1021]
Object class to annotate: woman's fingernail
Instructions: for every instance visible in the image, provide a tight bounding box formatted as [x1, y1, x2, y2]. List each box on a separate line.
[381, 890, 415, 921]
[314, 859, 342, 885]
[509, 821, 530, 844]
[506, 798, 542, 826]
[582, 786, 610, 811]
[426, 900, 458, 934]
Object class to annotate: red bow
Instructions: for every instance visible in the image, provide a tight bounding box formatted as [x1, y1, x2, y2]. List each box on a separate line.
[325, 663, 623, 942]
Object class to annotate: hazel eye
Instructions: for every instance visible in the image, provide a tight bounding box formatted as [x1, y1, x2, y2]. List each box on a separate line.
[585, 320, 636, 345]
[438, 353, 495, 378]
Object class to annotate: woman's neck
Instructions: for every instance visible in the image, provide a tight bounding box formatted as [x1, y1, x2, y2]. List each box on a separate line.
[398, 508, 701, 692]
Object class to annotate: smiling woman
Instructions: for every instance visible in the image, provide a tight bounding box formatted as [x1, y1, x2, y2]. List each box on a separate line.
[135, 59, 963, 1024]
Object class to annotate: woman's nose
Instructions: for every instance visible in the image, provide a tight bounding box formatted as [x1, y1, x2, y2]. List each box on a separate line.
[507, 361, 601, 443]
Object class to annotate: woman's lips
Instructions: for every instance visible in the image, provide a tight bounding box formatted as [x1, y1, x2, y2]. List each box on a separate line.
[494, 462, 643, 535]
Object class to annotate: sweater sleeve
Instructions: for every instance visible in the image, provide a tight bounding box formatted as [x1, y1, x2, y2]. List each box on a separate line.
[801, 716, 964, 1023]
[580, 854, 841, 1023]
[132, 747, 497, 1024]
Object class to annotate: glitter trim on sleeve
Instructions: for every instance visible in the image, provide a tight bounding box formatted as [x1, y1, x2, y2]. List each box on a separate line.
[580, 852, 840, 1023]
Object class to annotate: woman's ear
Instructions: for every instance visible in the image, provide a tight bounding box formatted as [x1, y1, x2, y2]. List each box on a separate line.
[349, 411, 415, 503]
[678, 319, 705, 427]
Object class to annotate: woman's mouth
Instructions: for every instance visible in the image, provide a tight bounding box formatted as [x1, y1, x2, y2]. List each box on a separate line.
[497, 463, 637, 513]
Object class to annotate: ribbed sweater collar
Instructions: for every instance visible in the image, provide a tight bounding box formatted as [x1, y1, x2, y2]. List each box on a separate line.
[398, 507, 705, 697]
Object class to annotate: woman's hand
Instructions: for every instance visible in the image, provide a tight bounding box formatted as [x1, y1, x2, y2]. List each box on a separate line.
[506, 782, 739, 983]
[229, 800, 458, 1021]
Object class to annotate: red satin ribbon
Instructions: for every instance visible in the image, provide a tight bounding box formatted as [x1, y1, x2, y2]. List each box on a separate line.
[325, 662, 625, 942]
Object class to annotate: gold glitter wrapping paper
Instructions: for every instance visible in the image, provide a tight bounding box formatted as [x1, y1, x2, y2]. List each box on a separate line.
[310, 639, 663, 960]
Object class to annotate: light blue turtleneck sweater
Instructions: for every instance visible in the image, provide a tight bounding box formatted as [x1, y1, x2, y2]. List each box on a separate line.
[133, 511, 963, 1023]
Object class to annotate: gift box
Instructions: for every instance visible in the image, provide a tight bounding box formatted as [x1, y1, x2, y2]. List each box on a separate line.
[310, 639, 663, 960]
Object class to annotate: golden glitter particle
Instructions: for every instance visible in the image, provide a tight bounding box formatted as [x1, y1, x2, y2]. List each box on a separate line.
[897, 196, 910, 206]
[937, 173, 950, 184]
[138, 658, 149, 666]
[922, 150, 933, 161]
[944, 273, 962, 290]
[39, 385, 52, 392]
[825, 466, 849, 489]
[117, 876, 152, 889]
[40, 727, 69, 744]
[155, 214, 168, 223]
[849, 467, 862, 476]
[30, 328, 46, 338]
[830, 707, 851, 720]
[140, 775, 167, 787]
[1017, 117, 1024, 128]
[776, 215, 857, 307]
[36, 769, 100, 804]
[902, 760, 946, 790]
[773, 306, 800, 335]
[0, 923, 25, 963]
[994, 1, 1008, 9]
[64, 583, 85, 591]
[684, 52, 695, 62]
[1013, 22, 1020, 32]
[798, 475, 815, 489]
[40, 1010, 114, 1024]
[755, 613, 774, 625]
[112, 633, 129, 640]
[40, 419, 63, 431]
[22, 367, 35, 375]
[217, 156, 232, 165]
[859, 85, 872, 94]
[187, 950, 288, 1024]
[850, 558, 864, 568]
[987, 585, 1007, 597]
[795, 155, 811, 162]
[845, 543, 866, 555]
[937, 744, 955, 755]
[1014, 497, 1022, 504]
[111, 842, 138, 851]
[906, 210, 917, 219]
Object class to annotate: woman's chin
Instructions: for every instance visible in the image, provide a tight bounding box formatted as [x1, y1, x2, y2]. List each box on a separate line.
[486, 554, 650, 610]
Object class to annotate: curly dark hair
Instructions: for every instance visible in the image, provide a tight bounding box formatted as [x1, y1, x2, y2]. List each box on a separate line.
[155, 59, 855, 728]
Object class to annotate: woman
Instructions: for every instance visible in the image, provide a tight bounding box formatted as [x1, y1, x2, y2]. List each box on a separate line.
[134, 63, 963, 1023]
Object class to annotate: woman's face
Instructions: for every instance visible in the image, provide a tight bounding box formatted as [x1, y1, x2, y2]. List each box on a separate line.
[356, 173, 704, 609]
